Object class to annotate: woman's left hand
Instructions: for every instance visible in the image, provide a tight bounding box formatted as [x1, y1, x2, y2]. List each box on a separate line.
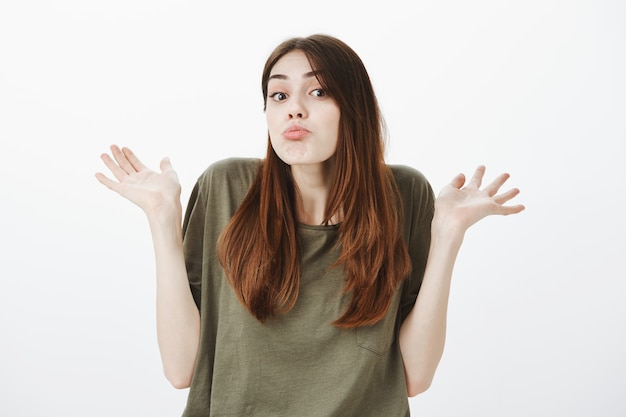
[433, 165, 525, 235]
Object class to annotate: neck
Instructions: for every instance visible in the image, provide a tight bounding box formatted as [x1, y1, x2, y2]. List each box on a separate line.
[290, 158, 340, 225]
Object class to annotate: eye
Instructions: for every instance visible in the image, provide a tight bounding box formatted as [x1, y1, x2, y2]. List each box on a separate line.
[269, 92, 288, 102]
[311, 89, 326, 98]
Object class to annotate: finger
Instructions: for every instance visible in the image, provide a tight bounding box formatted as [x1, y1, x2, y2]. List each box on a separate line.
[496, 203, 525, 216]
[484, 173, 511, 197]
[448, 173, 466, 189]
[95, 172, 120, 192]
[110, 145, 137, 175]
[100, 152, 129, 182]
[122, 147, 147, 172]
[493, 187, 520, 205]
[467, 165, 486, 189]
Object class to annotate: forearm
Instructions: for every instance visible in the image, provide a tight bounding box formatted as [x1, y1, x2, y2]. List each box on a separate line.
[96, 147, 200, 387]
[399, 165, 524, 396]
[399, 223, 464, 396]
[149, 212, 200, 389]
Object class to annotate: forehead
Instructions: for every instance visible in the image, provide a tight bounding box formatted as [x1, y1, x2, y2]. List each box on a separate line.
[269, 50, 314, 78]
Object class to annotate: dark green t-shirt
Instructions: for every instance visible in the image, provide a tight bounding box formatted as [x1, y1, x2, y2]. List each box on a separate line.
[181, 158, 434, 417]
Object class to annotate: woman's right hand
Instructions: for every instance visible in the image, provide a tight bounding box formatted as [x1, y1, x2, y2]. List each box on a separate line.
[95, 145, 182, 221]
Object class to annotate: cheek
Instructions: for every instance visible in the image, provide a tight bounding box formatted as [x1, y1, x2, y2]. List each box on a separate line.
[328, 111, 341, 143]
[266, 112, 280, 136]
[328, 104, 341, 128]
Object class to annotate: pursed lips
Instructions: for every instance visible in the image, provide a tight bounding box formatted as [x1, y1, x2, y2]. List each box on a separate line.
[283, 125, 310, 140]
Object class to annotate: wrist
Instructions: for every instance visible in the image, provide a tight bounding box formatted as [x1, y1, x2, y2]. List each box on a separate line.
[430, 216, 465, 249]
[147, 201, 183, 235]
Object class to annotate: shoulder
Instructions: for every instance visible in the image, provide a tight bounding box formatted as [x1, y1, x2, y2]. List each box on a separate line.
[388, 164, 432, 195]
[200, 157, 262, 178]
[189, 158, 262, 203]
[196, 157, 261, 186]
[388, 164, 435, 220]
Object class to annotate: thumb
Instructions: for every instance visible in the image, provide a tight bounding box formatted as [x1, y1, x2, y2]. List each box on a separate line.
[160, 156, 173, 173]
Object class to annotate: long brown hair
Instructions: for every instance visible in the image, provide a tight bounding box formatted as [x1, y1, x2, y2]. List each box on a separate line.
[217, 34, 411, 328]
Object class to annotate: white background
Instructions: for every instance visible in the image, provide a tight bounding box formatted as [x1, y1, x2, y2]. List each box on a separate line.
[1, 0, 624, 416]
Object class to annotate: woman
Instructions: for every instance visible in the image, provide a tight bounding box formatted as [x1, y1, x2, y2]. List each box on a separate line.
[96, 34, 524, 416]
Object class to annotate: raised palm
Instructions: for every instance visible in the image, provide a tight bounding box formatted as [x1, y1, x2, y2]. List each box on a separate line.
[434, 166, 524, 234]
[96, 145, 182, 218]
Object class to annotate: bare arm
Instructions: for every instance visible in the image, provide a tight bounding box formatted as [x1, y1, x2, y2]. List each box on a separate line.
[399, 166, 524, 396]
[96, 145, 200, 389]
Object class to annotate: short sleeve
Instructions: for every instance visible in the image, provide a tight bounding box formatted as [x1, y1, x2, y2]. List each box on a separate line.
[181, 158, 262, 312]
[392, 166, 435, 323]
[182, 178, 207, 310]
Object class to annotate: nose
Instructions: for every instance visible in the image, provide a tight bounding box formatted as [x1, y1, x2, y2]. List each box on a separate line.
[288, 96, 307, 119]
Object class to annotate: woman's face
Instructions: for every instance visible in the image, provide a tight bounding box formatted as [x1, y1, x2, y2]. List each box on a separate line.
[266, 50, 341, 167]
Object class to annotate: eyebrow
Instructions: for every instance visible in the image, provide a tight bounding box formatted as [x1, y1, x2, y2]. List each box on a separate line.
[268, 70, 321, 81]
